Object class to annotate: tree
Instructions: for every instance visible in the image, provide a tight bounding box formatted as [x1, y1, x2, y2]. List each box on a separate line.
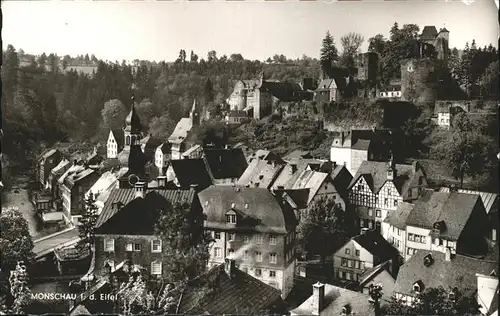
[383, 286, 480, 316]
[207, 50, 218, 63]
[430, 112, 495, 188]
[37, 53, 48, 70]
[135, 98, 155, 128]
[189, 50, 198, 63]
[203, 78, 214, 103]
[339, 32, 364, 69]
[368, 34, 387, 55]
[297, 197, 349, 264]
[320, 31, 339, 76]
[194, 121, 228, 148]
[101, 99, 127, 130]
[229, 53, 244, 62]
[148, 114, 176, 140]
[0, 208, 35, 271]
[62, 54, 71, 70]
[8, 262, 32, 314]
[176, 49, 187, 64]
[76, 193, 99, 252]
[154, 200, 210, 282]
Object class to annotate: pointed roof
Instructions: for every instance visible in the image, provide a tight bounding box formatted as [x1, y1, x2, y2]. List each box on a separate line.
[124, 97, 142, 133]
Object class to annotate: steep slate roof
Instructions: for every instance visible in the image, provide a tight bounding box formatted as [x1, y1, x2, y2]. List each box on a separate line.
[351, 139, 371, 151]
[203, 148, 248, 180]
[283, 150, 312, 161]
[110, 129, 125, 148]
[58, 164, 84, 185]
[359, 260, 393, 287]
[177, 263, 285, 315]
[291, 283, 374, 316]
[315, 78, 337, 91]
[405, 189, 481, 240]
[156, 142, 171, 154]
[124, 103, 142, 133]
[64, 169, 96, 188]
[384, 202, 415, 230]
[50, 159, 71, 178]
[247, 149, 282, 163]
[237, 159, 285, 189]
[39, 149, 58, 161]
[199, 186, 297, 234]
[169, 118, 193, 144]
[95, 188, 196, 230]
[182, 144, 202, 158]
[421, 25, 438, 40]
[353, 230, 399, 261]
[348, 161, 419, 195]
[393, 251, 498, 296]
[439, 187, 498, 214]
[287, 170, 331, 204]
[170, 158, 214, 190]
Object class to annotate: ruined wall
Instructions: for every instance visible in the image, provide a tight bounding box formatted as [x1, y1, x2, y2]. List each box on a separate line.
[401, 58, 437, 108]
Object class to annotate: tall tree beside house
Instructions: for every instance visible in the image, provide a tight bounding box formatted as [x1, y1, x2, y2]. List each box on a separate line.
[0, 208, 35, 271]
[154, 200, 211, 282]
[136, 98, 155, 129]
[382, 286, 480, 316]
[204, 78, 214, 103]
[101, 99, 128, 131]
[7, 261, 32, 314]
[368, 34, 387, 56]
[430, 112, 495, 188]
[297, 197, 350, 265]
[76, 193, 99, 252]
[320, 31, 339, 76]
[339, 32, 364, 70]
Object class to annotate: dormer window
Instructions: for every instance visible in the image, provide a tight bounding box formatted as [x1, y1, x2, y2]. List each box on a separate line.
[412, 281, 423, 293]
[423, 254, 434, 267]
[226, 210, 237, 224]
[341, 304, 351, 315]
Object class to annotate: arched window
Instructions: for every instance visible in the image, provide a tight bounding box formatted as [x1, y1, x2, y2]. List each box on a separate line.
[131, 136, 136, 145]
[126, 136, 130, 146]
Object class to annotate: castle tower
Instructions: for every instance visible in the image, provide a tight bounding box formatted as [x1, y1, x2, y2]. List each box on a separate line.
[435, 27, 450, 62]
[401, 58, 437, 108]
[189, 99, 200, 126]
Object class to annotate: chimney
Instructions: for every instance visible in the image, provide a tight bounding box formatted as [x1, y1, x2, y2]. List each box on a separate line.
[445, 247, 452, 261]
[333, 161, 337, 169]
[157, 176, 167, 188]
[190, 184, 199, 190]
[73, 159, 78, 165]
[290, 164, 298, 174]
[134, 182, 146, 199]
[224, 258, 236, 278]
[360, 228, 369, 235]
[312, 282, 325, 315]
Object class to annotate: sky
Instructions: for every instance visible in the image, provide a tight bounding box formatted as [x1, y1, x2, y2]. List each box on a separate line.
[2, 0, 499, 63]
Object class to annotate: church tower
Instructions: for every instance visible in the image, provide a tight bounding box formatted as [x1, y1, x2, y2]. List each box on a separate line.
[189, 99, 200, 127]
[124, 96, 143, 148]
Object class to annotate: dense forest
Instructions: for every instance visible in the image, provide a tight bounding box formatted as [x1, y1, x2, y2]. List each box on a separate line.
[1, 23, 498, 190]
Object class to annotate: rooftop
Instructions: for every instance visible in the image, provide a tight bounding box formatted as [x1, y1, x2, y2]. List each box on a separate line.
[199, 185, 297, 234]
[393, 250, 498, 297]
[291, 283, 374, 316]
[384, 202, 415, 230]
[177, 261, 285, 315]
[203, 147, 248, 180]
[237, 159, 285, 189]
[168, 118, 193, 144]
[439, 187, 498, 214]
[405, 189, 481, 240]
[170, 158, 214, 190]
[352, 230, 399, 261]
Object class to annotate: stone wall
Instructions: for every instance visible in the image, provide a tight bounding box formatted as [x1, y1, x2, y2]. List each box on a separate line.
[401, 58, 437, 108]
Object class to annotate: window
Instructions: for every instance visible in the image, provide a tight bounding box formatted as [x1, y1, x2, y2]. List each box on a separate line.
[256, 235, 263, 244]
[376, 210, 382, 218]
[244, 235, 250, 243]
[408, 233, 414, 241]
[214, 232, 221, 239]
[355, 250, 360, 256]
[387, 189, 391, 196]
[348, 260, 353, 268]
[384, 198, 388, 206]
[368, 209, 373, 217]
[345, 248, 350, 255]
[214, 247, 222, 258]
[270, 253, 277, 264]
[269, 270, 276, 278]
[151, 240, 162, 253]
[393, 199, 398, 207]
[228, 233, 236, 241]
[104, 238, 115, 252]
[341, 258, 347, 267]
[360, 219, 365, 227]
[151, 261, 162, 276]
[269, 235, 277, 245]
[342, 271, 346, 279]
[243, 251, 249, 260]
[255, 269, 262, 277]
[126, 243, 133, 252]
[226, 214, 236, 224]
[368, 221, 373, 229]
[133, 243, 141, 252]
[256, 252, 263, 262]
[228, 249, 234, 257]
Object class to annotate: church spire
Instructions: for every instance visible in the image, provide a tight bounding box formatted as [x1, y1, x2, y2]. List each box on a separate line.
[124, 96, 142, 134]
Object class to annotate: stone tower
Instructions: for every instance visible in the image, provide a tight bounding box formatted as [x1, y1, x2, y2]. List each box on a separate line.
[401, 58, 437, 108]
[434, 28, 450, 63]
[356, 52, 379, 83]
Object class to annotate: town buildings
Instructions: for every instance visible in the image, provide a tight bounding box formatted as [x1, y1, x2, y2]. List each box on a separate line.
[60, 167, 99, 224]
[106, 130, 124, 159]
[154, 142, 171, 175]
[333, 230, 399, 283]
[290, 282, 375, 316]
[198, 186, 298, 297]
[37, 149, 63, 189]
[358, 260, 396, 305]
[347, 159, 428, 233]
[168, 100, 201, 160]
[202, 147, 248, 185]
[393, 250, 497, 306]
[403, 188, 490, 261]
[92, 186, 200, 278]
